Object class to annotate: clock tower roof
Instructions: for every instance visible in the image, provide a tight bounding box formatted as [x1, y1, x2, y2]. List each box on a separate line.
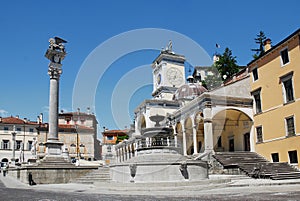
[152, 51, 185, 69]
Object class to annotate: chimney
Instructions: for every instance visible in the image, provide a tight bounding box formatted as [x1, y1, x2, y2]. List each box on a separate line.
[264, 38, 272, 52]
[16, 115, 19, 119]
[0, 117, 2, 123]
[87, 107, 90, 115]
[77, 108, 80, 114]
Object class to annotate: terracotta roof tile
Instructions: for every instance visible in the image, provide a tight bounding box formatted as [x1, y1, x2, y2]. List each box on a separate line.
[102, 129, 128, 135]
[0, 117, 38, 125]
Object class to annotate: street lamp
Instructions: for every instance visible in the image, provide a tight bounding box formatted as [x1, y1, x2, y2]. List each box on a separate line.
[75, 124, 79, 159]
[11, 125, 17, 164]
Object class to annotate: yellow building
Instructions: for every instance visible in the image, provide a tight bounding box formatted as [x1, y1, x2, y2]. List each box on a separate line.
[248, 28, 300, 168]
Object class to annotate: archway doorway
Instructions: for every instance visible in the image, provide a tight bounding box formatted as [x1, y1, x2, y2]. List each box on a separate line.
[244, 133, 250, 151]
[195, 112, 204, 153]
[175, 122, 183, 155]
[184, 118, 193, 155]
[213, 109, 253, 152]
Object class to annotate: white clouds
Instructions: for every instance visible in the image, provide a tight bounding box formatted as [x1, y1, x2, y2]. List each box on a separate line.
[0, 109, 8, 117]
[42, 106, 49, 114]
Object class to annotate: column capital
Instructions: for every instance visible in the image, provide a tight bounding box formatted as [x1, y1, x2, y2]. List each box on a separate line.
[48, 66, 62, 79]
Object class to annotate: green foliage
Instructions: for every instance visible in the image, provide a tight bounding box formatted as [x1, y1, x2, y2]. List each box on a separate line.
[251, 31, 266, 58]
[215, 48, 239, 80]
[116, 135, 129, 144]
[202, 75, 222, 90]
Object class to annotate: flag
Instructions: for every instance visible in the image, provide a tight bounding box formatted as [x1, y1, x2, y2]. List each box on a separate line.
[216, 43, 220, 48]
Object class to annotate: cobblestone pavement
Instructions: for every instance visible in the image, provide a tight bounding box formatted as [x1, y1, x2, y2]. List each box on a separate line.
[1, 182, 300, 201]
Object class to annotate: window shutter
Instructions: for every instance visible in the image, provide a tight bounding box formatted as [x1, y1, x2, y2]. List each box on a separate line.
[0, 141, 3, 149]
[8, 141, 10, 149]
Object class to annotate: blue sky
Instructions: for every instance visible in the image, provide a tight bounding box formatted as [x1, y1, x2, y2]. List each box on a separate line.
[0, 0, 299, 137]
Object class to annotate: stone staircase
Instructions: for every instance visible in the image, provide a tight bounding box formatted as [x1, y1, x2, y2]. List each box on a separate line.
[213, 152, 300, 180]
[36, 156, 75, 168]
[70, 167, 111, 184]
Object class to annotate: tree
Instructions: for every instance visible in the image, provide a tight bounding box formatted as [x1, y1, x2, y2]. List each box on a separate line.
[202, 74, 223, 90]
[215, 48, 239, 80]
[116, 135, 129, 144]
[251, 31, 267, 59]
[201, 65, 222, 90]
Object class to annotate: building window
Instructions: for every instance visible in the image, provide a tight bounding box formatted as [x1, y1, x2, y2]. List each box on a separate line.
[29, 128, 34, 133]
[252, 68, 258, 81]
[107, 145, 112, 153]
[256, 126, 263, 143]
[70, 144, 76, 154]
[286, 116, 295, 137]
[280, 48, 289, 65]
[2, 140, 10, 149]
[271, 153, 279, 162]
[217, 136, 222, 148]
[252, 90, 262, 114]
[288, 150, 298, 164]
[107, 136, 114, 140]
[281, 75, 294, 103]
[28, 141, 33, 151]
[4, 127, 9, 132]
[16, 140, 22, 150]
[16, 127, 21, 132]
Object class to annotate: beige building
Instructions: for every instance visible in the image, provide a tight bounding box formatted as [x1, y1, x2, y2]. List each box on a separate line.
[37, 111, 101, 161]
[102, 129, 128, 164]
[248, 28, 300, 168]
[0, 116, 39, 164]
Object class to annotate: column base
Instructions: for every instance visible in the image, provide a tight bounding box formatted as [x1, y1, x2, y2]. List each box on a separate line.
[45, 141, 64, 157]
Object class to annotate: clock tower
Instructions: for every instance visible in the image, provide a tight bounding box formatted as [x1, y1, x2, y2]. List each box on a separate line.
[152, 42, 186, 100]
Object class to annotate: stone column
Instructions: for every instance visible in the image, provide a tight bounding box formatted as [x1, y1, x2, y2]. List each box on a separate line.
[134, 142, 138, 156]
[128, 145, 131, 159]
[192, 125, 198, 154]
[48, 68, 61, 142]
[121, 147, 124, 162]
[180, 120, 187, 156]
[44, 37, 67, 157]
[203, 103, 214, 154]
[173, 125, 178, 147]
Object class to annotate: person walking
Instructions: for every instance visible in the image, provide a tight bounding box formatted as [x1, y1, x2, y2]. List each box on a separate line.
[2, 164, 7, 177]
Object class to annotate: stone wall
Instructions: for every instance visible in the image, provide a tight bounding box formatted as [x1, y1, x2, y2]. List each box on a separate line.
[111, 161, 208, 183]
[9, 166, 98, 184]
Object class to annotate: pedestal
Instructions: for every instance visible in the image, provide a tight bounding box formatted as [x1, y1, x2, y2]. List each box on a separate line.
[45, 141, 64, 157]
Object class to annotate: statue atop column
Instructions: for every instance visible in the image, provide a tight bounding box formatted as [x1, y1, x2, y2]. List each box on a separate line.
[44, 36, 67, 157]
[48, 37, 67, 53]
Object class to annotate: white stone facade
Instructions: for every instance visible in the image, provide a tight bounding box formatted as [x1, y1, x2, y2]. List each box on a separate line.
[0, 116, 39, 164]
[116, 50, 254, 163]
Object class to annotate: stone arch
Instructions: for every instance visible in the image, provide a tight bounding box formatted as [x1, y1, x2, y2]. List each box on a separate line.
[194, 112, 204, 153]
[175, 122, 183, 154]
[212, 109, 253, 152]
[184, 117, 193, 155]
[140, 115, 146, 129]
[1, 158, 8, 163]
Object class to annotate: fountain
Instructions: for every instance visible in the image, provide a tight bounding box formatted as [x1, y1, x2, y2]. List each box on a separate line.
[111, 115, 208, 183]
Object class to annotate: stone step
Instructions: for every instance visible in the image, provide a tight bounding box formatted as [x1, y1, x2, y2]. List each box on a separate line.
[213, 152, 300, 180]
[70, 168, 111, 184]
[270, 172, 300, 180]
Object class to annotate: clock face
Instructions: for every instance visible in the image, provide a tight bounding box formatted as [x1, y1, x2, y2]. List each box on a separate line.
[166, 67, 183, 86]
[156, 74, 161, 85]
